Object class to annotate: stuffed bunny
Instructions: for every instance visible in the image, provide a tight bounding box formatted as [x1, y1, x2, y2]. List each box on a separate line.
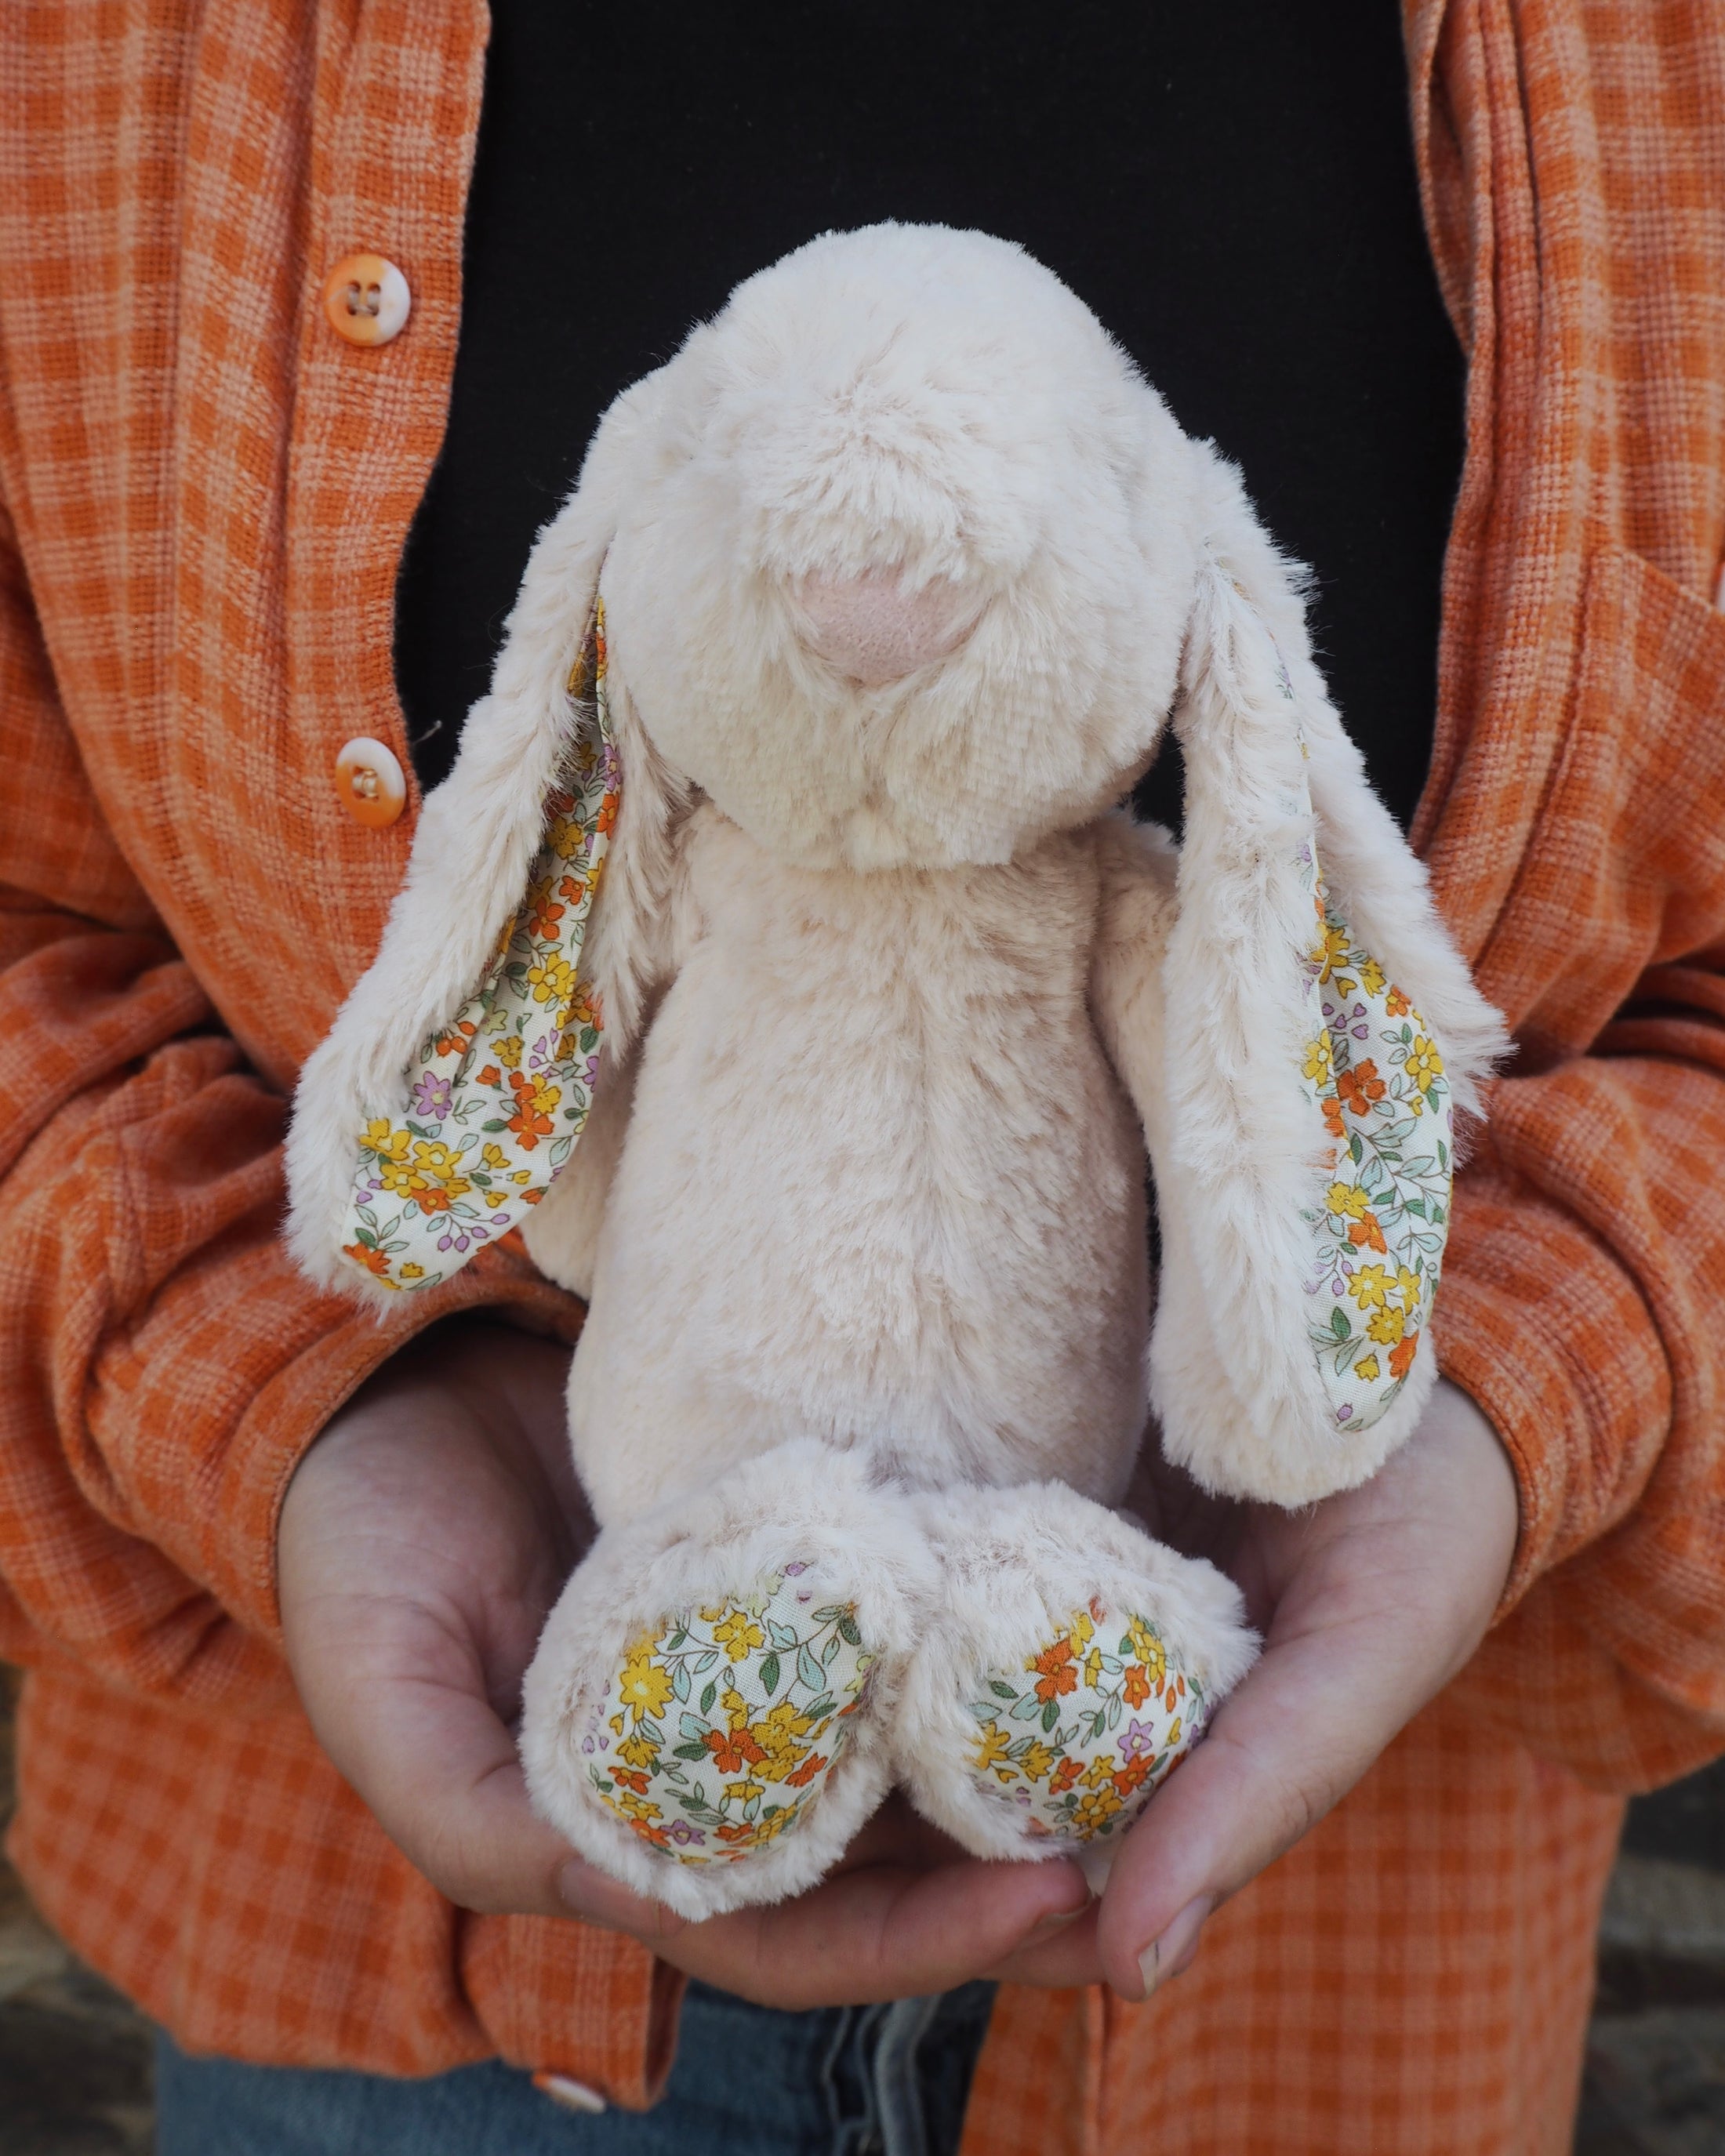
[287, 224, 1504, 1920]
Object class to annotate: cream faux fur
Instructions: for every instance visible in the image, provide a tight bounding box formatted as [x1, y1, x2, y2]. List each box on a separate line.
[895, 1479, 1256, 1889]
[562, 804, 1153, 1528]
[286, 222, 1504, 1911]
[520, 1439, 933, 1920]
[1146, 449, 1506, 1503]
[281, 379, 688, 1301]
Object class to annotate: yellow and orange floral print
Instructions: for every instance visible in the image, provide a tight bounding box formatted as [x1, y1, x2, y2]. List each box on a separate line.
[965, 1604, 1205, 1843]
[582, 1572, 873, 1867]
[1296, 818, 1454, 1430]
[341, 607, 619, 1292]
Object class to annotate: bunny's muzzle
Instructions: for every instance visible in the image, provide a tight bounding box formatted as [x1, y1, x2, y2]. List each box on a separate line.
[792, 570, 983, 687]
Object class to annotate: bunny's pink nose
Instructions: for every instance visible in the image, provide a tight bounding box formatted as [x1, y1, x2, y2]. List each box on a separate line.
[794, 571, 981, 686]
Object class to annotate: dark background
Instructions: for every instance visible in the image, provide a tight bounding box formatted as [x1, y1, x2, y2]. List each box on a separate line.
[396, 0, 1465, 834]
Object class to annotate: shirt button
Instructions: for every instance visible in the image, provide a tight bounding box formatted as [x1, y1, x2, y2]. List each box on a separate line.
[334, 736, 407, 828]
[532, 2071, 608, 2115]
[322, 252, 412, 347]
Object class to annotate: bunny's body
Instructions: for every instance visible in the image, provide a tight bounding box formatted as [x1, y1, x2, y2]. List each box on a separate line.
[288, 223, 1503, 1916]
[549, 808, 1155, 1526]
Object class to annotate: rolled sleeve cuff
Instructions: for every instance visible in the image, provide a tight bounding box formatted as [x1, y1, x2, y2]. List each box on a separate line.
[1434, 1157, 1671, 1619]
[209, 1242, 581, 1647]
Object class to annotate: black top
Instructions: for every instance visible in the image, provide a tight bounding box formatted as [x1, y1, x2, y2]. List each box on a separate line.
[394, 2, 1464, 833]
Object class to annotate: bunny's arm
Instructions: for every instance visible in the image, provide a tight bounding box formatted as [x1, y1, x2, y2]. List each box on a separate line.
[1087, 811, 1182, 1160]
[1088, 811, 1244, 1481]
[518, 1040, 639, 1300]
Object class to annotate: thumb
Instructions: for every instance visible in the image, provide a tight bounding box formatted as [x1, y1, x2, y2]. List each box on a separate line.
[1098, 1382, 1518, 2001]
[321, 1664, 685, 1935]
[1092, 1603, 1434, 2002]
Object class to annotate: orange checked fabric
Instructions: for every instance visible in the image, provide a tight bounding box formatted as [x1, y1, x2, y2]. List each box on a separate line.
[0, 3, 1723, 2149]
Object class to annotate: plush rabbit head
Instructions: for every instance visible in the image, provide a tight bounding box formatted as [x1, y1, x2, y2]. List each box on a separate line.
[288, 223, 1502, 1497]
[592, 223, 1197, 880]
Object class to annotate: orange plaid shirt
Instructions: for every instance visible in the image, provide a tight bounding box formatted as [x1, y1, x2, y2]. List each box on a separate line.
[0, 4, 1721, 2149]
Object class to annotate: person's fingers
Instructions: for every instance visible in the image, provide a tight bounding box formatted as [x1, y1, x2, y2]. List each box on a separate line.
[1091, 1609, 1401, 1999]
[335, 1665, 1093, 1983]
[1095, 1381, 1520, 2002]
[296, 1592, 692, 1929]
[836, 1793, 976, 1874]
[699, 1855, 1088, 2008]
[412, 1755, 583, 1919]
[573, 1847, 1091, 2009]
[982, 1894, 1102, 1987]
[325, 1668, 577, 1918]
[312, 1595, 1095, 1981]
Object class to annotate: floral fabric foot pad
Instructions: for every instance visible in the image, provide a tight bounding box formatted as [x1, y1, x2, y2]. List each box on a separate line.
[966, 1604, 1206, 1845]
[583, 1570, 874, 1867]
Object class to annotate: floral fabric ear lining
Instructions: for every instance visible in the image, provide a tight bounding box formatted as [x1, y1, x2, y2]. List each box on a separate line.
[340, 604, 619, 1292]
[1295, 790, 1454, 1431]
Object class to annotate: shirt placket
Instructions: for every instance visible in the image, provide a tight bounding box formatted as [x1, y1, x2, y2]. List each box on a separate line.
[279, 0, 486, 1040]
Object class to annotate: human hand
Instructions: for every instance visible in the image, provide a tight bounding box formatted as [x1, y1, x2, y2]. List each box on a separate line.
[1048, 1377, 1518, 2000]
[277, 1318, 1089, 2008]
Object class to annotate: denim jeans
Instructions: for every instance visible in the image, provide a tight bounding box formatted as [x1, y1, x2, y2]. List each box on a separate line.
[154, 1977, 997, 2156]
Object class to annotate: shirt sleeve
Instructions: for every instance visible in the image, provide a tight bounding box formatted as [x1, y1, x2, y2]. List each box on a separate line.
[1441, 1034, 1725, 1786]
[1436, 546, 1725, 1791]
[0, 505, 577, 1710]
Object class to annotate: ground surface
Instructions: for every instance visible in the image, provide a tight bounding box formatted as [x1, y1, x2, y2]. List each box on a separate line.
[1578, 1761, 1725, 2154]
[0, 1668, 1720, 2152]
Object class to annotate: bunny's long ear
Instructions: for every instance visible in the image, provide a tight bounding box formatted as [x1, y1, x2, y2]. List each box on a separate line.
[285, 380, 689, 1305]
[1148, 443, 1506, 1505]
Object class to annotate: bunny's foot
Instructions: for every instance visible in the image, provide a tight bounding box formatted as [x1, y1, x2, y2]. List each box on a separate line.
[520, 1440, 935, 1919]
[895, 1483, 1258, 1889]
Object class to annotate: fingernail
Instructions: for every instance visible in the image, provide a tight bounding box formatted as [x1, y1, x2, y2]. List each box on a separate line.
[1136, 1895, 1212, 2000]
